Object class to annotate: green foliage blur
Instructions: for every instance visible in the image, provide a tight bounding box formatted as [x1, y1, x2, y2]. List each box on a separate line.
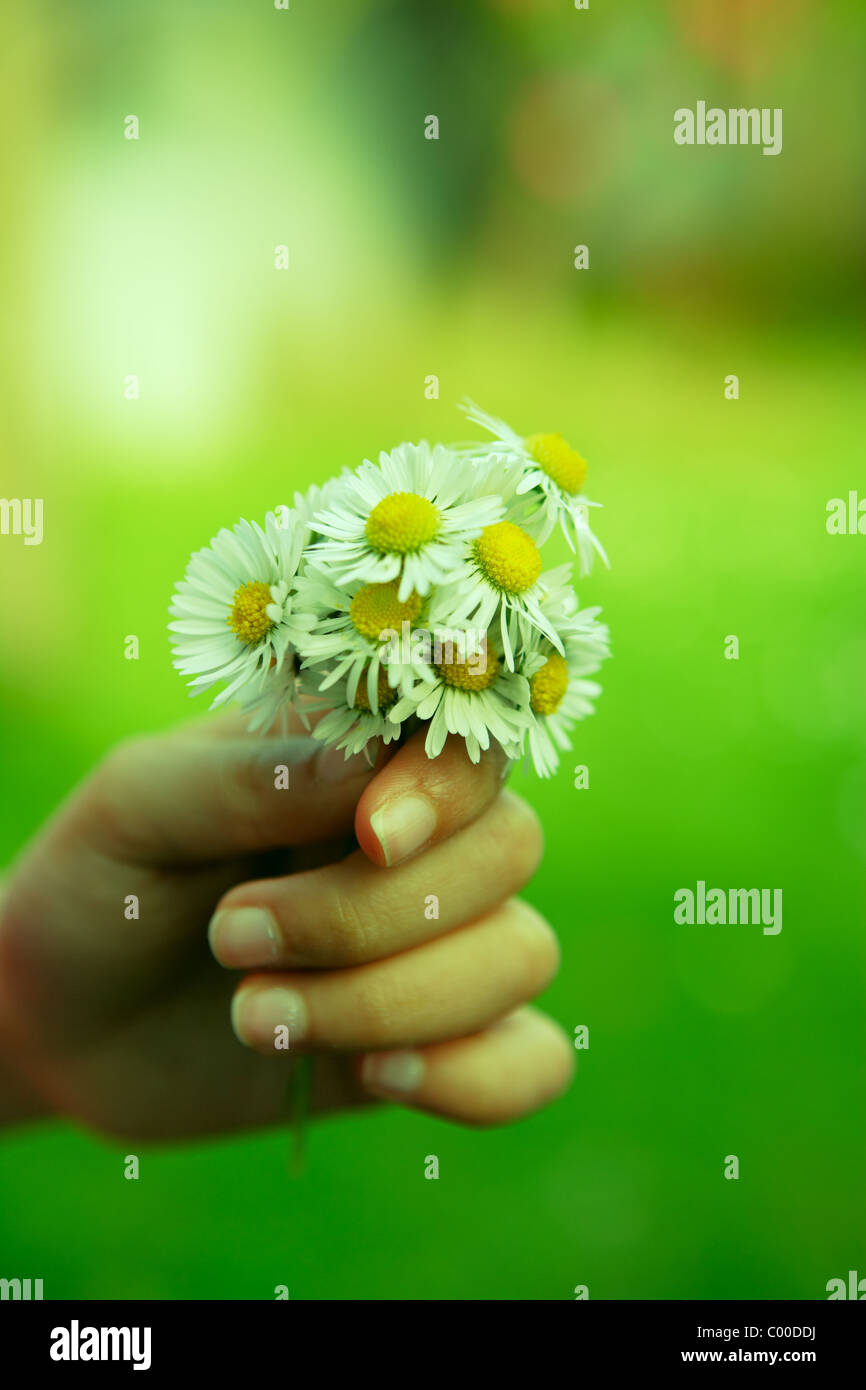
[1, 0, 864, 1299]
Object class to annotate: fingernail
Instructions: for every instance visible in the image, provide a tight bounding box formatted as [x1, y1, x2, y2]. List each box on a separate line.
[316, 745, 372, 783]
[361, 1050, 426, 1094]
[208, 907, 280, 967]
[369, 794, 437, 866]
[231, 986, 308, 1050]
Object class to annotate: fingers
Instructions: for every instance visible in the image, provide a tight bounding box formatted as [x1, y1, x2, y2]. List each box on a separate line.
[254, 1006, 573, 1128]
[209, 789, 543, 968]
[79, 732, 392, 864]
[356, 1007, 575, 1126]
[229, 897, 560, 1054]
[355, 730, 510, 868]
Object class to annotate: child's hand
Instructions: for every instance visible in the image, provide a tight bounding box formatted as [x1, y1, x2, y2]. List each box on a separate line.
[0, 716, 572, 1140]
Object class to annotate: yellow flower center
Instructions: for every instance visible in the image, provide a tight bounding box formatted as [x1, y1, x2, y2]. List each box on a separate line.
[530, 653, 569, 715]
[474, 522, 541, 594]
[227, 581, 276, 645]
[525, 433, 587, 495]
[349, 581, 423, 642]
[364, 491, 441, 555]
[353, 667, 399, 712]
[436, 640, 500, 693]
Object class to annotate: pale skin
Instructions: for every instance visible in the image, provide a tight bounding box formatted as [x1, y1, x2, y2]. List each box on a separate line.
[0, 713, 574, 1140]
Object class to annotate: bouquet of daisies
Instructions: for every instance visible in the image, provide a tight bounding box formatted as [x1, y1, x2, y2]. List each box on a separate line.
[168, 402, 611, 777]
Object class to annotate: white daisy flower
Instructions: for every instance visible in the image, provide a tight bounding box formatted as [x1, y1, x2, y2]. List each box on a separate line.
[457, 400, 608, 574]
[168, 511, 315, 710]
[280, 472, 353, 531]
[307, 666, 406, 760]
[558, 604, 612, 672]
[520, 610, 611, 778]
[433, 519, 566, 671]
[293, 567, 433, 711]
[533, 561, 579, 627]
[308, 441, 503, 602]
[388, 633, 533, 764]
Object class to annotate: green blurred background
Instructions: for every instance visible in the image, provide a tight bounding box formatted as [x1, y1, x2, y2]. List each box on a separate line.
[1, 0, 864, 1299]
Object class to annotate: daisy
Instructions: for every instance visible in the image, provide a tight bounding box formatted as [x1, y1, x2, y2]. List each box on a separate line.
[168, 510, 315, 710]
[307, 441, 503, 602]
[520, 610, 611, 777]
[293, 567, 432, 711]
[533, 561, 578, 627]
[457, 400, 608, 573]
[533, 562, 610, 668]
[388, 634, 533, 764]
[282, 472, 352, 530]
[433, 519, 565, 671]
[307, 665, 406, 760]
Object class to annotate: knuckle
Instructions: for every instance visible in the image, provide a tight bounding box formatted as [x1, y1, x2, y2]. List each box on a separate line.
[90, 737, 148, 803]
[325, 884, 379, 963]
[550, 1026, 578, 1089]
[463, 1018, 575, 1128]
[287, 860, 393, 966]
[79, 737, 154, 851]
[350, 971, 405, 1048]
[504, 900, 560, 993]
[498, 792, 544, 881]
[100, 734, 151, 778]
[467, 1052, 573, 1129]
[456, 1071, 527, 1128]
[465, 1096, 527, 1129]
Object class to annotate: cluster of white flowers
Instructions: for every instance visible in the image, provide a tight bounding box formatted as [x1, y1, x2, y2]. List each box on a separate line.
[168, 402, 611, 777]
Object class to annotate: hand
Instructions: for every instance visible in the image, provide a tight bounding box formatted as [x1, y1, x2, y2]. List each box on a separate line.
[0, 715, 573, 1140]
